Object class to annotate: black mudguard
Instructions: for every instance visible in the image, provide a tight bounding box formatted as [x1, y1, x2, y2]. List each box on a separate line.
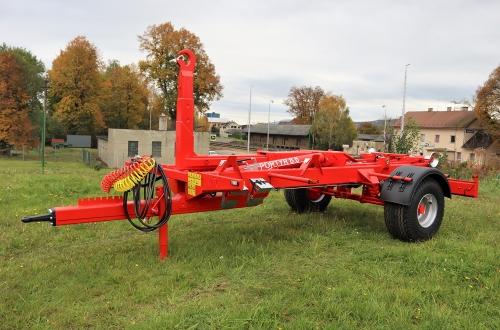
[379, 165, 451, 205]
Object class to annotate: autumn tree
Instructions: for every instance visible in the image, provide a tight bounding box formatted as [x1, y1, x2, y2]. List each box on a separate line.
[357, 121, 382, 135]
[196, 114, 210, 132]
[1, 44, 45, 114]
[283, 86, 325, 124]
[311, 95, 357, 150]
[0, 51, 35, 149]
[48, 36, 105, 137]
[138, 22, 224, 123]
[474, 64, 500, 146]
[1, 44, 46, 144]
[101, 61, 149, 129]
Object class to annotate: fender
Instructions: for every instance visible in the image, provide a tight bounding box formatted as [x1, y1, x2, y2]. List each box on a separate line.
[379, 165, 451, 205]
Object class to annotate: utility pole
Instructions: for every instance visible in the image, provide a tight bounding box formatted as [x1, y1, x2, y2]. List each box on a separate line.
[266, 100, 274, 150]
[247, 86, 253, 153]
[41, 78, 50, 172]
[401, 64, 410, 135]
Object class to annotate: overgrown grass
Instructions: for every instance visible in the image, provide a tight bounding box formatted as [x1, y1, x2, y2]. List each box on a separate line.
[1, 160, 499, 329]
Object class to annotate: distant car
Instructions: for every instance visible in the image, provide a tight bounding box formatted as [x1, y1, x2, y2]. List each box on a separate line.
[53, 142, 72, 148]
[209, 151, 218, 155]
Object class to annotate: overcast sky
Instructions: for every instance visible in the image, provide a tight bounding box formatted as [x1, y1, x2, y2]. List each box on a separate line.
[2, 0, 499, 125]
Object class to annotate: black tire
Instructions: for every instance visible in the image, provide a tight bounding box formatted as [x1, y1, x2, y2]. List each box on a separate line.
[384, 177, 444, 242]
[284, 188, 332, 213]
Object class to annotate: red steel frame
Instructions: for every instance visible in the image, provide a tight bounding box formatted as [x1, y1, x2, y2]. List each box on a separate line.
[23, 49, 479, 260]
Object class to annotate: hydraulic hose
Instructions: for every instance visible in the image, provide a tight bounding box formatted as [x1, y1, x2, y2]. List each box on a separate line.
[100, 156, 172, 232]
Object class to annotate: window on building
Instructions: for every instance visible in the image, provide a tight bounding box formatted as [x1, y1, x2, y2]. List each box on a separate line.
[470, 153, 475, 162]
[450, 135, 456, 143]
[152, 141, 161, 157]
[420, 134, 425, 142]
[128, 141, 138, 157]
[456, 152, 461, 162]
[435, 135, 440, 143]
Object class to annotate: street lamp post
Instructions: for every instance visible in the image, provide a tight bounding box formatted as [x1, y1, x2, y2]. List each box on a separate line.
[266, 100, 274, 150]
[41, 78, 49, 172]
[247, 86, 253, 153]
[401, 64, 410, 135]
[382, 105, 386, 146]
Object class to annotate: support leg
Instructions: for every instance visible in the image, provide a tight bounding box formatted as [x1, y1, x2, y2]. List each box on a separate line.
[158, 223, 169, 260]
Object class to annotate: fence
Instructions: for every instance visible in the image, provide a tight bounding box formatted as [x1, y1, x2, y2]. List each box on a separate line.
[0, 146, 99, 170]
[0, 129, 211, 172]
[82, 149, 94, 167]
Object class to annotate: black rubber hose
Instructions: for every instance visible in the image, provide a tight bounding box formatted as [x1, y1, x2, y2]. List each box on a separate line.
[123, 163, 172, 232]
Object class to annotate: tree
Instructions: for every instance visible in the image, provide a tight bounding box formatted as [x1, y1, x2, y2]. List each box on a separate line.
[474, 64, 500, 146]
[391, 117, 420, 154]
[101, 61, 149, 129]
[1, 44, 46, 144]
[283, 86, 325, 124]
[138, 22, 223, 123]
[357, 121, 382, 135]
[140, 92, 167, 130]
[0, 51, 34, 149]
[196, 114, 210, 132]
[311, 95, 357, 150]
[48, 36, 105, 137]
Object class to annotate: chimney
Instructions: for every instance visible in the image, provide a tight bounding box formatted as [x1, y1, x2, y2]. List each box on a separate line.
[447, 107, 452, 111]
[428, 108, 433, 112]
[159, 113, 168, 131]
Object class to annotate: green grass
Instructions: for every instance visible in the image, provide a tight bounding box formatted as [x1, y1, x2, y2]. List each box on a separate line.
[1, 160, 499, 329]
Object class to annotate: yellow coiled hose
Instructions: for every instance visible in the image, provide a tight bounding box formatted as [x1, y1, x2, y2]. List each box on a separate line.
[101, 155, 156, 193]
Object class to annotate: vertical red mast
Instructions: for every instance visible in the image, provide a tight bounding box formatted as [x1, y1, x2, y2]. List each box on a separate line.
[175, 49, 197, 169]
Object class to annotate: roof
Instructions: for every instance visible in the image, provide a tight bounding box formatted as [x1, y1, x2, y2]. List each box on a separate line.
[221, 121, 241, 128]
[208, 117, 230, 124]
[462, 130, 493, 149]
[392, 110, 477, 128]
[247, 124, 312, 136]
[374, 134, 391, 142]
[357, 134, 379, 141]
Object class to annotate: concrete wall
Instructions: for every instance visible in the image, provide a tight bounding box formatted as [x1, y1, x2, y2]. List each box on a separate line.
[345, 141, 386, 155]
[250, 133, 308, 150]
[98, 129, 210, 168]
[67, 135, 91, 148]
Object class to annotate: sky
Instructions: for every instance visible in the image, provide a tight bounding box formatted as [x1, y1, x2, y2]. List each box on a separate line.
[2, 0, 500, 126]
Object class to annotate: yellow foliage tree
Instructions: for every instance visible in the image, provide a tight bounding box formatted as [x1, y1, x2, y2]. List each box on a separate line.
[48, 36, 106, 137]
[312, 95, 357, 150]
[101, 61, 149, 129]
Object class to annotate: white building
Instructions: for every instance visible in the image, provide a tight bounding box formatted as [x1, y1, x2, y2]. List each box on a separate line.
[98, 126, 210, 168]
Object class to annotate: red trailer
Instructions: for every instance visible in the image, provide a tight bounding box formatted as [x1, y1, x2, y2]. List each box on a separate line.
[22, 50, 478, 259]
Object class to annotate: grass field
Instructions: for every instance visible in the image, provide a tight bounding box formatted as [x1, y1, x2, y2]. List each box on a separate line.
[1, 158, 499, 329]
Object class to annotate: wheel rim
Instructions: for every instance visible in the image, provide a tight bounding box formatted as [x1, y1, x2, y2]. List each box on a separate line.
[417, 193, 438, 228]
[307, 189, 324, 203]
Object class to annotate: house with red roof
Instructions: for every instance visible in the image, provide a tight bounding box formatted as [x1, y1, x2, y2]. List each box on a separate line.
[392, 107, 499, 165]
